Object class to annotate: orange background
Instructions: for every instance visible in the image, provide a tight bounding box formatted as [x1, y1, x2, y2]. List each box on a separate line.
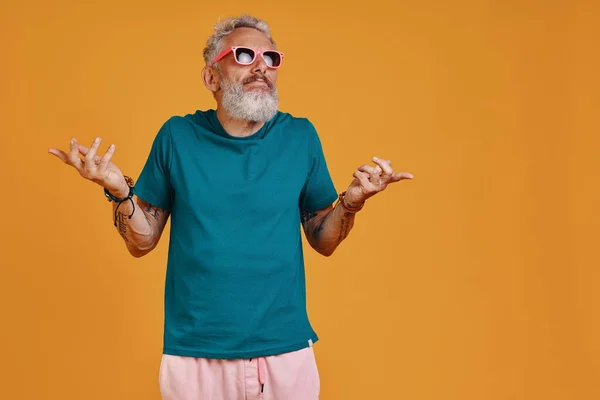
[1, 0, 599, 399]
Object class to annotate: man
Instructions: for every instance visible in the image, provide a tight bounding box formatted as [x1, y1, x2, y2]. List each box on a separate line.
[48, 14, 413, 400]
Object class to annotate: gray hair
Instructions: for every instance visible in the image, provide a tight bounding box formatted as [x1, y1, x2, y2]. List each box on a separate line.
[203, 14, 276, 68]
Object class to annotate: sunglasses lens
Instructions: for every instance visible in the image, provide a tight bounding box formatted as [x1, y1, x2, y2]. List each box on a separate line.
[263, 51, 281, 67]
[234, 48, 255, 64]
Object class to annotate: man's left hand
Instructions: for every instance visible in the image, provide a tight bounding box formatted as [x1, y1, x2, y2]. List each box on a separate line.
[343, 156, 414, 207]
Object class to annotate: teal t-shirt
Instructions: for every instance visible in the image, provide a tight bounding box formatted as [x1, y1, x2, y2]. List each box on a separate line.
[134, 109, 338, 359]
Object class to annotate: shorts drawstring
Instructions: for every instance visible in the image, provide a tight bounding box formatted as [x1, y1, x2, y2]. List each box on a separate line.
[258, 357, 266, 393]
[249, 357, 267, 393]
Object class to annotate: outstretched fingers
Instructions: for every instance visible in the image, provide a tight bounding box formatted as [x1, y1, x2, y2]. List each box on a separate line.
[391, 171, 414, 182]
[68, 138, 83, 170]
[48, 148, 68, 163]
[99, 144, 116, 172]
[84, 137, 101, 174]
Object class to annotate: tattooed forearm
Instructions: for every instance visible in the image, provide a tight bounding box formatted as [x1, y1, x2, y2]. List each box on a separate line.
[303, 203, 357, 256]
[337, 216, 347, 244]
[300, 210, 318, 223]
[144, 204, 162, 219]
[116, 211, 129, 242]
[142, 204, 158, 226]
[339, 212, 353, 242]
[110, 196, 170, 257]
[314, 215, 326, 236]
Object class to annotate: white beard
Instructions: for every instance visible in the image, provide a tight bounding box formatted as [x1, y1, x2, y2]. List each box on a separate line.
[220, 77, 279, 122]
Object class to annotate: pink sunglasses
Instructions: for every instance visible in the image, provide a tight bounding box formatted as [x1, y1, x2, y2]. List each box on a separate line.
[210, 46, 284, 69]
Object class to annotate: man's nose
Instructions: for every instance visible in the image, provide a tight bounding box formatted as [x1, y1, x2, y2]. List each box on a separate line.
[252, 55, 268, 74]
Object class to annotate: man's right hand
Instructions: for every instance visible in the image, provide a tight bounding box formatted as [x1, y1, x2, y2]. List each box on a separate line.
[48, 137, 129, 198]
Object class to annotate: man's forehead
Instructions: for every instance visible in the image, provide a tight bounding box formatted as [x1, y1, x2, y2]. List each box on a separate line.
[223, 27, 273, 49]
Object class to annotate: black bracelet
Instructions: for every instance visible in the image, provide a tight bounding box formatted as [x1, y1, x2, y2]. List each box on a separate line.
[104, 186, 136, 227]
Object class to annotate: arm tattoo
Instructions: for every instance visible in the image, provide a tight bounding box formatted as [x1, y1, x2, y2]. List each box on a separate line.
[116, 211, 129, 242]
[312, 212, 331, 251]
[337, 212, 353, 244]
[144, 204, 162, 219]
[315, 215, 326, 236]
[300, 210, 317, 223]
[337, 218, 346, 244]
[302, 210, 327, 245]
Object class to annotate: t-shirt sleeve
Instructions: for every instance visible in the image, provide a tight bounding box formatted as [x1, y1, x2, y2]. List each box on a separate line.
[299, 120, 338, 213]
[134, 119, 175, 211]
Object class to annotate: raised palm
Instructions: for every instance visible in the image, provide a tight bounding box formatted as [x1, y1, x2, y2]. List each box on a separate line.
[48, 137, 128, 196]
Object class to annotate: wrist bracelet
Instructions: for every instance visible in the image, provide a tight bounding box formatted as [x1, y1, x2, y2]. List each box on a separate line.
[337, 191, 364, 213]
[104, 175, 136, 227]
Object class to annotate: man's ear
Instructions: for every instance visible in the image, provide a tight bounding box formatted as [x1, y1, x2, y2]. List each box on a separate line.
[202, 66, 220, 93]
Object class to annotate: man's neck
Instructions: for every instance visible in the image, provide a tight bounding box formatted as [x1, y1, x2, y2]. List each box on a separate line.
[216, 107, 264, 137]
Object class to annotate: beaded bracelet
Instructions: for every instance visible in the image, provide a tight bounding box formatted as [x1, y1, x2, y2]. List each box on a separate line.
[337, 191, 364, 213]
[104, 175, 136, 226]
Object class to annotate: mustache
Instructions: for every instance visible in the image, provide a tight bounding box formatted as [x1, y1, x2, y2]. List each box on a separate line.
[243, 74, 274, 89]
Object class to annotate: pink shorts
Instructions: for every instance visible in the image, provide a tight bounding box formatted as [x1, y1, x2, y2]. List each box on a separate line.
[159, 346, 320, 400]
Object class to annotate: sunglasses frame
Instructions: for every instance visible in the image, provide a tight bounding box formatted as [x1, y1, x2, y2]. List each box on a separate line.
[210, 46, 284, 69]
